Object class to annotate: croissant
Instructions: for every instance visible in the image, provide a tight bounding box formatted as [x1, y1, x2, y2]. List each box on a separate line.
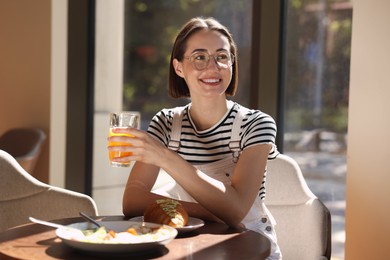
[144, 199, 189, 228]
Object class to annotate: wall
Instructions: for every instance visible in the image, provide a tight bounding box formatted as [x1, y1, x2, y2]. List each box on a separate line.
[93, 0, 127, 189]
[50, 0, 67, 188]
[0, 0, 51, 182]
[345, 0, 390, 259]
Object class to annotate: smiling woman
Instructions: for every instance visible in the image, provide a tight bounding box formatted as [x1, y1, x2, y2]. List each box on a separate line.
[115, 16, 282, 259]
[91, 0, 254, 217]
[122, 0, 253, 126]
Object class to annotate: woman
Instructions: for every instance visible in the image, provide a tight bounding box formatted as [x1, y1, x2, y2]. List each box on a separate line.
[108, 17, 282, 259]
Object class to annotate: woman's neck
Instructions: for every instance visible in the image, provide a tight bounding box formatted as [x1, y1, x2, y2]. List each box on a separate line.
[188, 98, 229, 131]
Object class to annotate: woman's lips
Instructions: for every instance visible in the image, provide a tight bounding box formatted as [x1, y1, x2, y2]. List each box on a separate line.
[200, 78, 221, 84]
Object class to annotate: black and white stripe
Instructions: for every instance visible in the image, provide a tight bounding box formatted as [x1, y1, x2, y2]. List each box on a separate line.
[147, 102, 279, 164]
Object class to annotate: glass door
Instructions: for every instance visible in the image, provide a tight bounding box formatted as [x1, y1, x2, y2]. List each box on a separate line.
[281, 1, 352, 258]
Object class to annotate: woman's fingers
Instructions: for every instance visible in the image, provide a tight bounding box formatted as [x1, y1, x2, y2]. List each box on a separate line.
[111, 127, 143, 136]
[108, 128, 146, 145]
[107, 129, 163, 165]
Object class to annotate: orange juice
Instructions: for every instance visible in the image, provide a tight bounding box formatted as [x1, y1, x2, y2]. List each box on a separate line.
[108, 111, 140, 167]
[108, 128, 134, 165]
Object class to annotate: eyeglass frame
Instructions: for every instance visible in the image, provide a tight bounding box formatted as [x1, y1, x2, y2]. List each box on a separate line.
[183, 51, 235, 71]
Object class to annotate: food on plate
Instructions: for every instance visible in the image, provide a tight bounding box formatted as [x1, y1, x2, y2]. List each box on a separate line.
[144, 199, 189, 228]
[65, 224, 174, 244]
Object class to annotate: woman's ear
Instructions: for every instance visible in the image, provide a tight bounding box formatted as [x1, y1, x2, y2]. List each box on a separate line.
[173, 59, 184, 78]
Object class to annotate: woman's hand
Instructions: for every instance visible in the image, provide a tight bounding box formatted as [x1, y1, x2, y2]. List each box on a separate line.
[112, 128, 270, 228]
[108, 127, 170, 168]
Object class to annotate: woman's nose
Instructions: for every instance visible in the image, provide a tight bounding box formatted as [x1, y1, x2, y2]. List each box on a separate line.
[206, 56, 221, 70]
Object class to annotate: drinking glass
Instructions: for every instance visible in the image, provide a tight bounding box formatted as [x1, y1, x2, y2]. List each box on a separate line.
[108, 111, 140, 167]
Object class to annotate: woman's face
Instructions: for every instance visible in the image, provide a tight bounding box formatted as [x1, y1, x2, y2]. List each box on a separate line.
[173, 29, 233, 100]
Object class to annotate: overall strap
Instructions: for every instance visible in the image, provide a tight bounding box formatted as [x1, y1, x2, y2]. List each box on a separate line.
[229, 104, 249, 162]
[168, 106, 186, 151]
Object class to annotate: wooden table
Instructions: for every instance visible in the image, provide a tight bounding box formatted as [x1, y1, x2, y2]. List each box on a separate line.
[0, 216, 270, 259]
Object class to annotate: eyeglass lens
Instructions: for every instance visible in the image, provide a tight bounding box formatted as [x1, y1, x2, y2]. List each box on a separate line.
[190, 52, 234, 70]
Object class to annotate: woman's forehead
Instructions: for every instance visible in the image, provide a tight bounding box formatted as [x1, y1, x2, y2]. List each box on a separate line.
[185, 29, 230, 53]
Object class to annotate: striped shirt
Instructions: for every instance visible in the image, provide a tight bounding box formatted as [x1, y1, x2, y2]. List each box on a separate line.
[147, 101, 279, 164]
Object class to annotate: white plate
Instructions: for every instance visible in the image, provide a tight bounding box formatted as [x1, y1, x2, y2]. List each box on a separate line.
[129, 216, 205, 234]
[56, 221, 177, 253]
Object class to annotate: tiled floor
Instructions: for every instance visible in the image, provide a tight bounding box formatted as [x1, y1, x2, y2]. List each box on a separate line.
[92, 151, 346, 259]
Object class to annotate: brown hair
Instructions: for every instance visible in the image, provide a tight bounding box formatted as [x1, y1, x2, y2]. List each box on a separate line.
[169, 17, 238, 98]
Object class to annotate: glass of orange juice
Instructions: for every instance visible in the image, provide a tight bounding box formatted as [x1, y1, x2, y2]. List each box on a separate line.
[108, 111, 140, 167]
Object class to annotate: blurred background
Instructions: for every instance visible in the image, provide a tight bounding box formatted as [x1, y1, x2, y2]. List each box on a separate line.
[1, 1, 353, 259]
[93, 1, 351, 259]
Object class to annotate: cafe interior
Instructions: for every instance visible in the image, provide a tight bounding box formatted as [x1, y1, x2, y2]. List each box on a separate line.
[0, 0, 389, 259]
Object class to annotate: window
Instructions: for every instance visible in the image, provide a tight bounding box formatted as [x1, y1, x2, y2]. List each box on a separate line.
[122, 0, 253, 128]
[281, 1, 352, 258]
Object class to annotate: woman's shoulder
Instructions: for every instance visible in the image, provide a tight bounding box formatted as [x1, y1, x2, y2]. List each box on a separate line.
[154, 105, 188, 121]
[234, 102, 279, 157]
[148, 106, 187, 144]
[233, 102, 276, 125]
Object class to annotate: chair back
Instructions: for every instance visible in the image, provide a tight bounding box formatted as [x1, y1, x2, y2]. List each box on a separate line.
[264, 154, 331, 260]
[0, 150, 98, 232]
[0, 128, 46, 173]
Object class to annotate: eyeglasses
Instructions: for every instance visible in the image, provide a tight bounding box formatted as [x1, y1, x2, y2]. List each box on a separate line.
[183, 51, 235, 71]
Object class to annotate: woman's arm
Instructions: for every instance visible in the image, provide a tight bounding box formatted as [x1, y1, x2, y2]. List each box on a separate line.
[160, 143, 270, 227]
[122, 161, 220, 222]
[110, 127, 270, 226]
